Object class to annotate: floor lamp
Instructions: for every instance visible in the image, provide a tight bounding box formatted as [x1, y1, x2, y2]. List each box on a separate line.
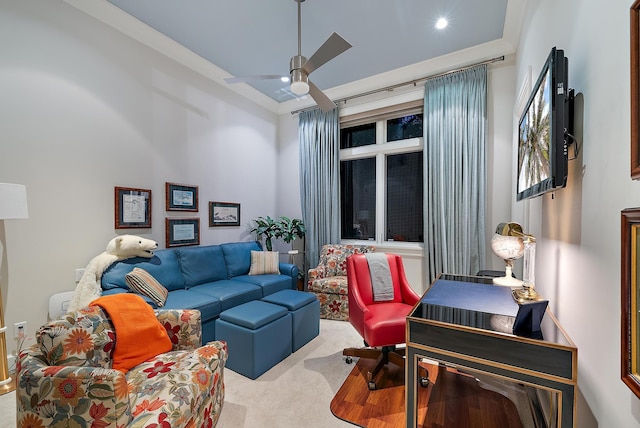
[0, 183, 28, 395]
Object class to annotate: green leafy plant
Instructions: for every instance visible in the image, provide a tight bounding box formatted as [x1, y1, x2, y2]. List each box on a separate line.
[278, 217, 306, 244]
[250, 216, 306, 252]
[250, 216, 281, 251]
[278, 217, 306, 282]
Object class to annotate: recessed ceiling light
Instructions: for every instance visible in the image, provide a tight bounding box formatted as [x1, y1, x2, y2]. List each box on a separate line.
[281, 76, 290, 83]
[435, 17, 448, 30]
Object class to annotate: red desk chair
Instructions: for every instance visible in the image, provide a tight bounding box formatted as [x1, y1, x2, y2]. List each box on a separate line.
[343, 253, 421, 390]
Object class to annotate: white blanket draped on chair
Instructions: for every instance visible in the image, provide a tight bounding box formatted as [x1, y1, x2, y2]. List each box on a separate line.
[365, 253, 394, 301]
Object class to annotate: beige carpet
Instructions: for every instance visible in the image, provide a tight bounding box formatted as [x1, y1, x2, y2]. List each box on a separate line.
[0, 385, 15, 427]
[217, 319, 362, 427]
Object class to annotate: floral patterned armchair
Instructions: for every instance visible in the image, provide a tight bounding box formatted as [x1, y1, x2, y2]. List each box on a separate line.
[16, 306, 227, 428]
[307, 244, 375, 320]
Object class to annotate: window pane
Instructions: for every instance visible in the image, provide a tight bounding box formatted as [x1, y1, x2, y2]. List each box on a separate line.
[386, 152, 423, 242]
[341, 158, 376, 240]
[340, 123, 376, 149]
[387, 114, 423, 142]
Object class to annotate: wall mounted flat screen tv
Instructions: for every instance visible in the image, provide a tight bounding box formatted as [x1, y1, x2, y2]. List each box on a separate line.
[516, 47, 574, 201]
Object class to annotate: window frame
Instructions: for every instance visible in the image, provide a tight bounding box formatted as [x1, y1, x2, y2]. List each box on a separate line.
[339, 103, 424, 249]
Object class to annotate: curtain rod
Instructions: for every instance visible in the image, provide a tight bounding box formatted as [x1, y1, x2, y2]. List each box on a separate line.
[291, 55, 505, 115]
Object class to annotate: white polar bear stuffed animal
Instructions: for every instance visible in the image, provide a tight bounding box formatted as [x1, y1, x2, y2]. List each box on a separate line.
[66, 235, 158, 313]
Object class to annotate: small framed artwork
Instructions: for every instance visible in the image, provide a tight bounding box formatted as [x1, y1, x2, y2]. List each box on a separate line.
[166, 182, 198, 211]
[166, 217, 200, 247]
[114, 186, 151, 229]
[209, 201, 240, 227]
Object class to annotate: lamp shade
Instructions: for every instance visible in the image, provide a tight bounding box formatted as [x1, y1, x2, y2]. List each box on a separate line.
[0, 183, 29, 219]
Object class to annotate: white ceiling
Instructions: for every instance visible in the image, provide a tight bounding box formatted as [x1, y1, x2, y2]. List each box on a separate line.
[65, 0, 526, 113]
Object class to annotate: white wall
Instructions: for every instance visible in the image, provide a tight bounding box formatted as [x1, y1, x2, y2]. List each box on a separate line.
[0, 1, 279, 354]
[486, 56, 519, 270]
[514, 0, 638, 426]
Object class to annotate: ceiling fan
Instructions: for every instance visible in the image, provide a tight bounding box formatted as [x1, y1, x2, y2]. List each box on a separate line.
[224, 0, 352, 112]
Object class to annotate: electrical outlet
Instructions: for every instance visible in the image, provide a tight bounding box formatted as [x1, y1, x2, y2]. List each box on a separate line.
[14, 321, 26, 339]
[75, 268, 85, 282]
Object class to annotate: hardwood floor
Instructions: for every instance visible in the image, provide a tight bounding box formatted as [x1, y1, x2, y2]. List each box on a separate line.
[330, 354, 413, 427]
[330, 358, 523, 428]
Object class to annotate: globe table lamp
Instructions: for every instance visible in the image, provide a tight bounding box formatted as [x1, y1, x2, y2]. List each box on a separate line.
[490, 222, 525, 287]
[0, 183, 29, 395]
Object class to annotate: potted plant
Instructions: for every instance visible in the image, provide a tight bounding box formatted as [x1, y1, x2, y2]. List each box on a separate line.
[278, 216, 306, 246]
[250, 216, 281, 251]
[251, 216, 306, 287]
[276, 217, 306, 287]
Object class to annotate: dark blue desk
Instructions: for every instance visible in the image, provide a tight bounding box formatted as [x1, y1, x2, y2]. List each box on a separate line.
[405, 274, 577, 427]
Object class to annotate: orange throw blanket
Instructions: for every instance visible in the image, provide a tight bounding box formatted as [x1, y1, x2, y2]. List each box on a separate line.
[91, 294, 172, 373]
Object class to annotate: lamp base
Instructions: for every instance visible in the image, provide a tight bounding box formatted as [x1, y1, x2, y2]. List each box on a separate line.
[492, 264, 522, 288]
[512, 286, 543, 304]
[0, 376, 15, 396]
[493, 275, 523, 287]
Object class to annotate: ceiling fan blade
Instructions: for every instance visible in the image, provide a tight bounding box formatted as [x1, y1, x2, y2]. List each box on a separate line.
[302, 32, 352, 75]
[224, 75, 286, 84]
[308, 80, 336, 112]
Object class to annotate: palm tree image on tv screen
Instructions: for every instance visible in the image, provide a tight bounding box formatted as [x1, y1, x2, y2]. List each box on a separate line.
[518, 68, 551, 193]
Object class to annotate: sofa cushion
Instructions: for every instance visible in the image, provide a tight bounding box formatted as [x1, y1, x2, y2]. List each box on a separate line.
[221, 241, 262, 277]
[177, 245, 228, 287]
[125, 267, 169, 307]
[102, 249, 185, 292]
[162, 289, 222, 322]
[37, 306, 115, 368]
[231, 274, 292, 297]
[248, 250, 280, 275]
[189, 280, 262, 311]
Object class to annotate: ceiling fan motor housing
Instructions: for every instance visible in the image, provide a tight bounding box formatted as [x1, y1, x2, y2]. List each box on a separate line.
[290, 55, 309, 95]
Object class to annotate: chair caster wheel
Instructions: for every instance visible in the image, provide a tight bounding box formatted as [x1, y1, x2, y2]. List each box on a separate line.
[345, 356, 353, 364]
[419, 377, 430, 387]
[368, 381, 376, 390]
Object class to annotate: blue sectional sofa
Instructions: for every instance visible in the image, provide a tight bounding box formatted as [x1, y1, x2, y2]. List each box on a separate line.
[100, 241, 299, 344]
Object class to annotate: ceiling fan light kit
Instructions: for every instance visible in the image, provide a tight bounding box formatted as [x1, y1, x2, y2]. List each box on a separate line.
[290, 56, 309, 95]
[225, 0, 352, 112]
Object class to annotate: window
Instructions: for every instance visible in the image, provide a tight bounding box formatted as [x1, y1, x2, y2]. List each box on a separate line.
[341, 123, 376, 149]
[340, 103, 423, 244]
[340, 158, 376, 239]
[386, 151, 423, 242]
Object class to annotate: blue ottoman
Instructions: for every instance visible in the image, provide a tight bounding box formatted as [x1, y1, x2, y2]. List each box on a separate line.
[215, 300, 292, 379]
[262, 290, 320, 352]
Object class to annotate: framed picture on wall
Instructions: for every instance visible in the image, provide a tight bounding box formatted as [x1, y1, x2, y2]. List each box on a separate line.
[166, 218, 200, 247]
[632, 1, 640, 178]
[209, 201, 240, 227]
[166, 182, 198, 211]
[621, 207, 640, 398]
[114, 186, 151, 229]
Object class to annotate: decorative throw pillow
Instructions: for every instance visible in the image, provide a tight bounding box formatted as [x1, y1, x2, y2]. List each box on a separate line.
[125, 267, 168, 307]
[248, 250, 280, 275]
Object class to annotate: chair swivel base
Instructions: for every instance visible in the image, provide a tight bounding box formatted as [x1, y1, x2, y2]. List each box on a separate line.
[343, 345, 406, 390]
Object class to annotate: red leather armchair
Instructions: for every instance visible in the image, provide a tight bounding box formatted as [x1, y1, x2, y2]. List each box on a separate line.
[343, 253, 421, 390]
